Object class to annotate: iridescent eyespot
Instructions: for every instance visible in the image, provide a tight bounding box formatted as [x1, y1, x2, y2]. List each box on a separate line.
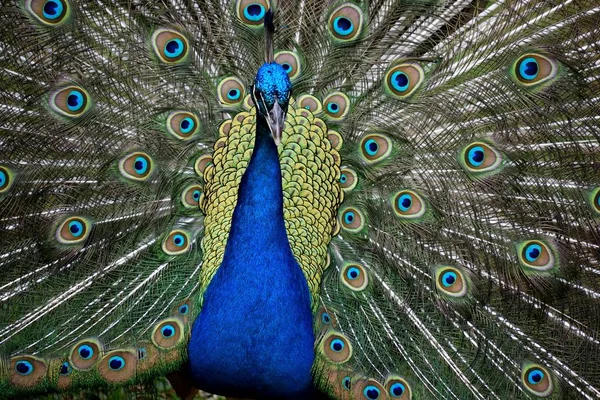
[339, 207, 365, 233]
[517, 240, 557, 272]
[321, 312, 331, 324]
[296, 95, 323, 114]
[99, 351, 137, 383]
[352, 379, 386, 400]
[434, 266, 468, 298]
[321, 331, 352, 363]
[119, 152, 154, 182]
[342, 376, 352, 390]
[327, 3, 364, 42]
[152, 319, 184, 349]
[56, 216, 91, 244]
[181, 184, 203, 209]
[0, 166, 15, 193]
[459, 142, 503, 176]
[151, 28, 190, 64]
[392, 190, 426, 219]
[15, 360, 33, 376]
[178, 304, 189, 315]
[194, 155, 213, 177]
[26, 0, 70, 25]
[166, 111, 200, 140]
[218, 77, 245, 106]
[384, 62, 425, 99]
[162, 230, 191, 255]
[386, 376, 412, 399]
[236, 0, 269, 27]
[341, 263, 368, 291]
[70, 340, 101, 370]
[521, 363, 553, 397]
[360, 134, 392, 164]
[513, 54, 558, 87]
[363, 385, 381, 400]
[10, 356, 47, 387]
[589, 187, 600, 215]
[323, 92, 349, 121]
[107, 356, 125, 371]
[49, 86, 91, 117]
[59, 362, 71, 376]
[275, 51, 301, 81]
[339, 168, 357, 192]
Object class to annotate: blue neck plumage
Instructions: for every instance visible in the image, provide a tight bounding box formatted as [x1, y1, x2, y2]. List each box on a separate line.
[188, 114, 316, 398]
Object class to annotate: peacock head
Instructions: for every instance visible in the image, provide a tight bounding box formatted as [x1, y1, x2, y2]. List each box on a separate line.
[252, 62, 292, 146]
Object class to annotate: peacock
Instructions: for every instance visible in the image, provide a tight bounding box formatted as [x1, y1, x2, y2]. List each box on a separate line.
[1, 0, 599, 399]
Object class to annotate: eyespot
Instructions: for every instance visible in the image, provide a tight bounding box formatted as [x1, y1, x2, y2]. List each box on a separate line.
[327, 3, 364, 42]
[26, 0, 70, 26]
[363, 385, 381, 400]
[339, 168, 357, 192]
[321, 331, 353, 363]
[589, 187, 600, 215]
[323, 92, 349, 121]
[194, 154, 213, 177]
[342, 376, 352, 390]
[56, 216, 91, 244]
[15, 360, 33, 376]
[521, 363, 553, 397]
[118, 152, 154, 182]
[513, 54, 557, 86]
[49, 86, 91, 117]
[384, 62, 425, 99]
[327, 130, 343, 151]
[352, 379, 386, 400]
[392, 190, 426, 219]
[178, 304, 189, 315]
[434, 266, 468, 298]
[218, 77, 245, 106]
[339, 207, 365, 233]
[166, 111, 200, 140]
[236, 0, 269, 27]
[10, 356, 47, 387]
[162, 230, 191, 255]
[275, 51, 301, 81]
[360, 134, 392, 164]
[152, 318, 184, 349]
[59, 362, 71, 376]
[296, 95, 323, 114]
[385, 376, 412, 399]
[151, 28, 190, 64]
[70, 340, 101, 370]
[181, 184, 203, 209]
[98, 351, 137, 383]
[517, 240, 556, 272]
[0, 166, 15, 193]
[341, 264, 368, 291]
[459, 142, 502, 175]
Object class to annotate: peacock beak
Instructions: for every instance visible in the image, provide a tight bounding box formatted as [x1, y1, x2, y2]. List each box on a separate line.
[266, 99, 285, 146]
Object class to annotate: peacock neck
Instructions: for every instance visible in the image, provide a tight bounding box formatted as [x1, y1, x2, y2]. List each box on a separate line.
[188, 115, 316, 398]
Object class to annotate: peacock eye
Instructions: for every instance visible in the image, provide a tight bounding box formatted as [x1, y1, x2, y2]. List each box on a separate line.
[15, 360, 34, 376]
[340, 207, 365, 232]
[390, 382, 405, 397]
[153, 319, 184, 349]
[386, 377, 411, 399]
[78, 345, 94, 359]
[0, 166, 14, 193]
[323, 92, 350, 121]
[341, 264, 368, 291]
[218, 77, 245, 106]
[296, 95, 322, 114]
[513, 53, 557, 86]
[521, 363, 553, 397]
[151, 28, 189, 64]
[363, 385, 381, 400]
[384, 62, 425, 99]
[71, 340, 101, 370]
[392, 190, 426, 219]
[321, 312, 331, 324]
[327, 3, 364, 42]
[178, 304, 189, 315]
[459, 142, 502, 176]
[119, 152, 154, 181]
[108, 356, 125, 371]
[50, 86, 91, 117]
[342, 376, 352, 390]
[26, 0, 70, 25]
[322, 332, 353, 363]
[56, 216, 91, 244]
[360, 134, 392, 164]
[590, 187, 600, 214]
[236, 0, 269, 26]
[275, 51, 301, 81]
[194, 154, 213, 176]
[517, 240, 556, 271]
[162, 230, 191, 255]
[181, 184, 203, 208]
[435, 266, 468, 298]
[167, 111, 200, 140]
[339, 168, 357, 192]
[59, 361, 71, 376]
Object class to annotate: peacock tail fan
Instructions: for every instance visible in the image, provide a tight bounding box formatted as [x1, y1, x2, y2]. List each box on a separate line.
[0, 0, 599, 399]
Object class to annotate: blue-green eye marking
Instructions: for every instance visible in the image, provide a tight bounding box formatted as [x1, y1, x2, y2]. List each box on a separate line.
[391, 71, 410, 92]
[164, 38, 184, 59]
[340, 174, 347, 184]
[67, 90, 85, 112]
[108, 356, 125, 371]
[441, 271, 457, 287]
[0, 170, 6, 188]
[282, 63, 292, 73]
[327, 102, 339, 113]
[390, 382, 405, 397]
[161, 324, 175, 338]
[43, 0, 64, 20]
[227, 88, 241, 101]
[78, 344, 94, 359]
[364, 385, 381, 399]
[467, 146, 485, 167]
[179, 304, 189, 314]
[173, 234, 185, 247]
[365, 139, 379, 156]
[321, 312, 331, 324]
[342, 376, 351, 390]
[346, 267, 360, 280]
[397, 193, 413, 212]
[519, 57, 539, 81]
[15, 360, 33, 376]
[330, 339, 345, 352]
[244, 3, 266, 21]
[524, 243, 542, 262]
[68, 220, 83, 237]
[333, 16, 354, 36]
[343, 211, 355, 225]
[193, 190, 201, 200]
[528, 369, 544, 385]
[59, 361, 71, 375]
[134, 157, 148, 174]
[180, 117, 195, 133]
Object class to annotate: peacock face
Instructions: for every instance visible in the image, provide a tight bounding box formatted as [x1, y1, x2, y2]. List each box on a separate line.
[252, 62, 292, 145]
